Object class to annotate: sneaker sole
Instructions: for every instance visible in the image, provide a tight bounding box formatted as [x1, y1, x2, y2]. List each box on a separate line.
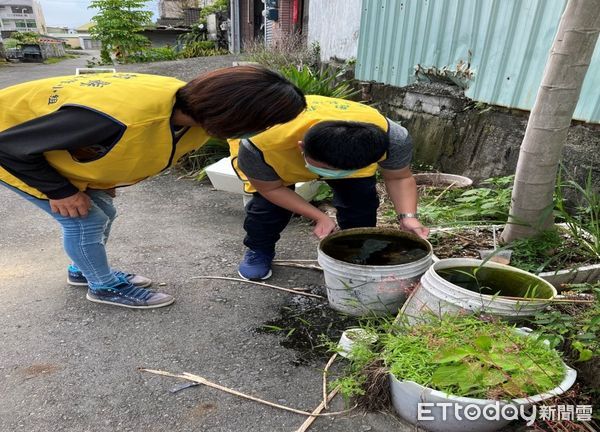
[67, 278, 89, 287]
[86, 293, 175, 309]
[237, 269, 272, 281]
[69, 278, 153, 288]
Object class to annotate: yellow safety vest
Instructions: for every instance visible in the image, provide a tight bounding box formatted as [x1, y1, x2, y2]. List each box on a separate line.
[0, 73, 209, 199]
[229, 95, 388, 193]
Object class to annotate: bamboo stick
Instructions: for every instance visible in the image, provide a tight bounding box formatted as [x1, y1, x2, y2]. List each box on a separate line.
[272, 262, 323, 271]
[322, 353, 337, 410]
[190, 276, 324, 299]
[295, 387, 340, 432]
[140, 368, 351, 418]
[497, 296, 594, 304]
[272, 259, 319, 263]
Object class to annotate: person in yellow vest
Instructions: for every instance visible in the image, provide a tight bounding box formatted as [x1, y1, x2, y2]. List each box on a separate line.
[0, 66, 306, 308]
[230, 95, 429, 280]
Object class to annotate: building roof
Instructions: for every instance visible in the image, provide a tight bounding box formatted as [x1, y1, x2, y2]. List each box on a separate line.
[76, 22, 95, 31]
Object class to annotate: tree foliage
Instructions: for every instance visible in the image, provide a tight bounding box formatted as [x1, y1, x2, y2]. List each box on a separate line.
[199, 0, 228, 24]
[89, 0, 152, 63]
[11, 32, 40, 44]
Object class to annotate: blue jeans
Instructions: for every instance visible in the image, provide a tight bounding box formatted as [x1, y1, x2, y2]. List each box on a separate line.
[2, 183, 121, 288]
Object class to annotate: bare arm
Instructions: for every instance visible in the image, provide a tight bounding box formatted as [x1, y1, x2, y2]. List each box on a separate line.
[248, 178, 337, 239]
[381, 167, 429, 238]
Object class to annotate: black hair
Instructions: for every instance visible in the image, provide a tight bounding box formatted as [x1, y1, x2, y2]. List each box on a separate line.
[175, 65, 306, 138]
[303, 121, 389, 169]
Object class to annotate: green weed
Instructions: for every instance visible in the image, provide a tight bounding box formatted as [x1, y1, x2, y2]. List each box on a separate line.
[532, 282, 600, 363]
[555, 169, 600, 261]
[279, 65, 359, 99]
[333, 314, 566, 402]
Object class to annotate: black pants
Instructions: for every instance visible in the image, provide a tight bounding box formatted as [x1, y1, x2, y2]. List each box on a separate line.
[243, 176, 380, 254]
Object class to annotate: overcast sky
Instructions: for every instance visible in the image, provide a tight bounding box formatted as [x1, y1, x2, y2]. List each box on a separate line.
[38, 0, 159, 29]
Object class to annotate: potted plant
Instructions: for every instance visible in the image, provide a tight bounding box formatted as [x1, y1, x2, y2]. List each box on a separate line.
[333, 314, 576, 432]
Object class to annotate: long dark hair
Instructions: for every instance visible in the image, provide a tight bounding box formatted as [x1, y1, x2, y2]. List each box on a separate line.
[175, 65, 306, 138]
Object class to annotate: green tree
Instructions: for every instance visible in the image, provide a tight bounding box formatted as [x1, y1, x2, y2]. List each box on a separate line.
[89, 0, 153, 63]
[11, 32, 40, 44]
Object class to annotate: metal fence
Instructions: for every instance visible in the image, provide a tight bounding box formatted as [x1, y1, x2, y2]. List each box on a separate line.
[355, 0, 600, 123]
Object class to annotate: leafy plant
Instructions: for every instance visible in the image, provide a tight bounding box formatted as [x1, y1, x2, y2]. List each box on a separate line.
[532, 282, 600, 363]
[452, 176, 513, 220]
[334, 315, 566, 402]
[2, 38, 19, 49]
[129, 46, 178, 63]
[405, 175, 514, 226]
[243, 34, 319, 71]
[178, 41, 227, 59]
[176, 138, 229, 180]
[198, 0, 228, 25]
[555, 169, 600, 260]
[279, 65, 359, 99]
[177, 24, 208, 46]
[507, 228, 589, 273]
[11, 31, 40, 44]
[89, 0, 153, 64]
[312, 183, 333, 202]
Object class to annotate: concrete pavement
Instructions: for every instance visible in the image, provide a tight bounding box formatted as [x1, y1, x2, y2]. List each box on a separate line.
[0, 59, 409, 431]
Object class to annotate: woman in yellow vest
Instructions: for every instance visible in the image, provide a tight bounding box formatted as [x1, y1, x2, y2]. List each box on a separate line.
[230, 95, 428, 280]
[0, 66, 306, 309]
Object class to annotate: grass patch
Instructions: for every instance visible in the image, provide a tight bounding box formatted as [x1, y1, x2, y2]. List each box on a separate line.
[332, 314, 566, 404]
[43, 55, 77, 64]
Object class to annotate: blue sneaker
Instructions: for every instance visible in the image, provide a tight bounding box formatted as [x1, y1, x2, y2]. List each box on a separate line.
[238, 249, 275, 281]
[86, 276, 174, 309]
[67, 265, 152, 288]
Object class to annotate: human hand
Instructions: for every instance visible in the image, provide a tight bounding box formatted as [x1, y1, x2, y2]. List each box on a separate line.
[49, 191, 92, 218]
[398, 217, 430, 239]
[313, 216, 337, 239]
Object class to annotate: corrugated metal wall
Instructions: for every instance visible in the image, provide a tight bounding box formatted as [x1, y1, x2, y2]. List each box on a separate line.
[308, 0, 363, 61]
[355, 0, 600, 123]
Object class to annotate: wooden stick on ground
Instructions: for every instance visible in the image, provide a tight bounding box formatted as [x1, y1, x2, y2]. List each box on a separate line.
[272, 259, 319, 263]
[295, 387, 340, 432]
[272, 262, 323, 271]
[190, 275, 324, 299]
[141, 368, 353, 418]
[496, 296, 594, 304]
[322, 353, 338, 409]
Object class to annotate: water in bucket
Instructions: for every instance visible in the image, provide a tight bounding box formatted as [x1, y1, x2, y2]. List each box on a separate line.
[438, 266, 555, 299]
[320, 232, 429, 266]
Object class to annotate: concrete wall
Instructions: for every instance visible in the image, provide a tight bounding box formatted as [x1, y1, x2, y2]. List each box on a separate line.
[308, 0, 361, 62]
[38, 41, 65, 58]
[360, 81, 600, 191]
[142, 29, 188, 47]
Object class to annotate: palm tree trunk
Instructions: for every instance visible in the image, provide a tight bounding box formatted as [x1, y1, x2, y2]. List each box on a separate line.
[501, 0, 600, 243]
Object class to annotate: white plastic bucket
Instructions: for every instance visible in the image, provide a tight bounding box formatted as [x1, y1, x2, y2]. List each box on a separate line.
[413, 173, 473, 188]
[389, 329, 577, 432]
[318, 228, 433, 316]
[401, 258, 557, 322]
[337, 328, 378, 358]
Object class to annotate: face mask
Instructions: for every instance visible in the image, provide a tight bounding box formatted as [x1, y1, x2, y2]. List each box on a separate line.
[304, 160, 358, 179]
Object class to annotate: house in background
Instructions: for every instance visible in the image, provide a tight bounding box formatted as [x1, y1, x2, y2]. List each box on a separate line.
[230, 0, 309, 53]
[75, 22, 100, 50]
[0, 0, 47, 39]
[46, 25, 81, 48]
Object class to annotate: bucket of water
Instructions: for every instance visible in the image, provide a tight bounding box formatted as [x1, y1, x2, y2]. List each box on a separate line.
[317, 228, 433, 316]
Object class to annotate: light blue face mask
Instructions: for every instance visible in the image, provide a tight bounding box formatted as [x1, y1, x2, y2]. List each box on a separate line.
[304, 161, 358, 179]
